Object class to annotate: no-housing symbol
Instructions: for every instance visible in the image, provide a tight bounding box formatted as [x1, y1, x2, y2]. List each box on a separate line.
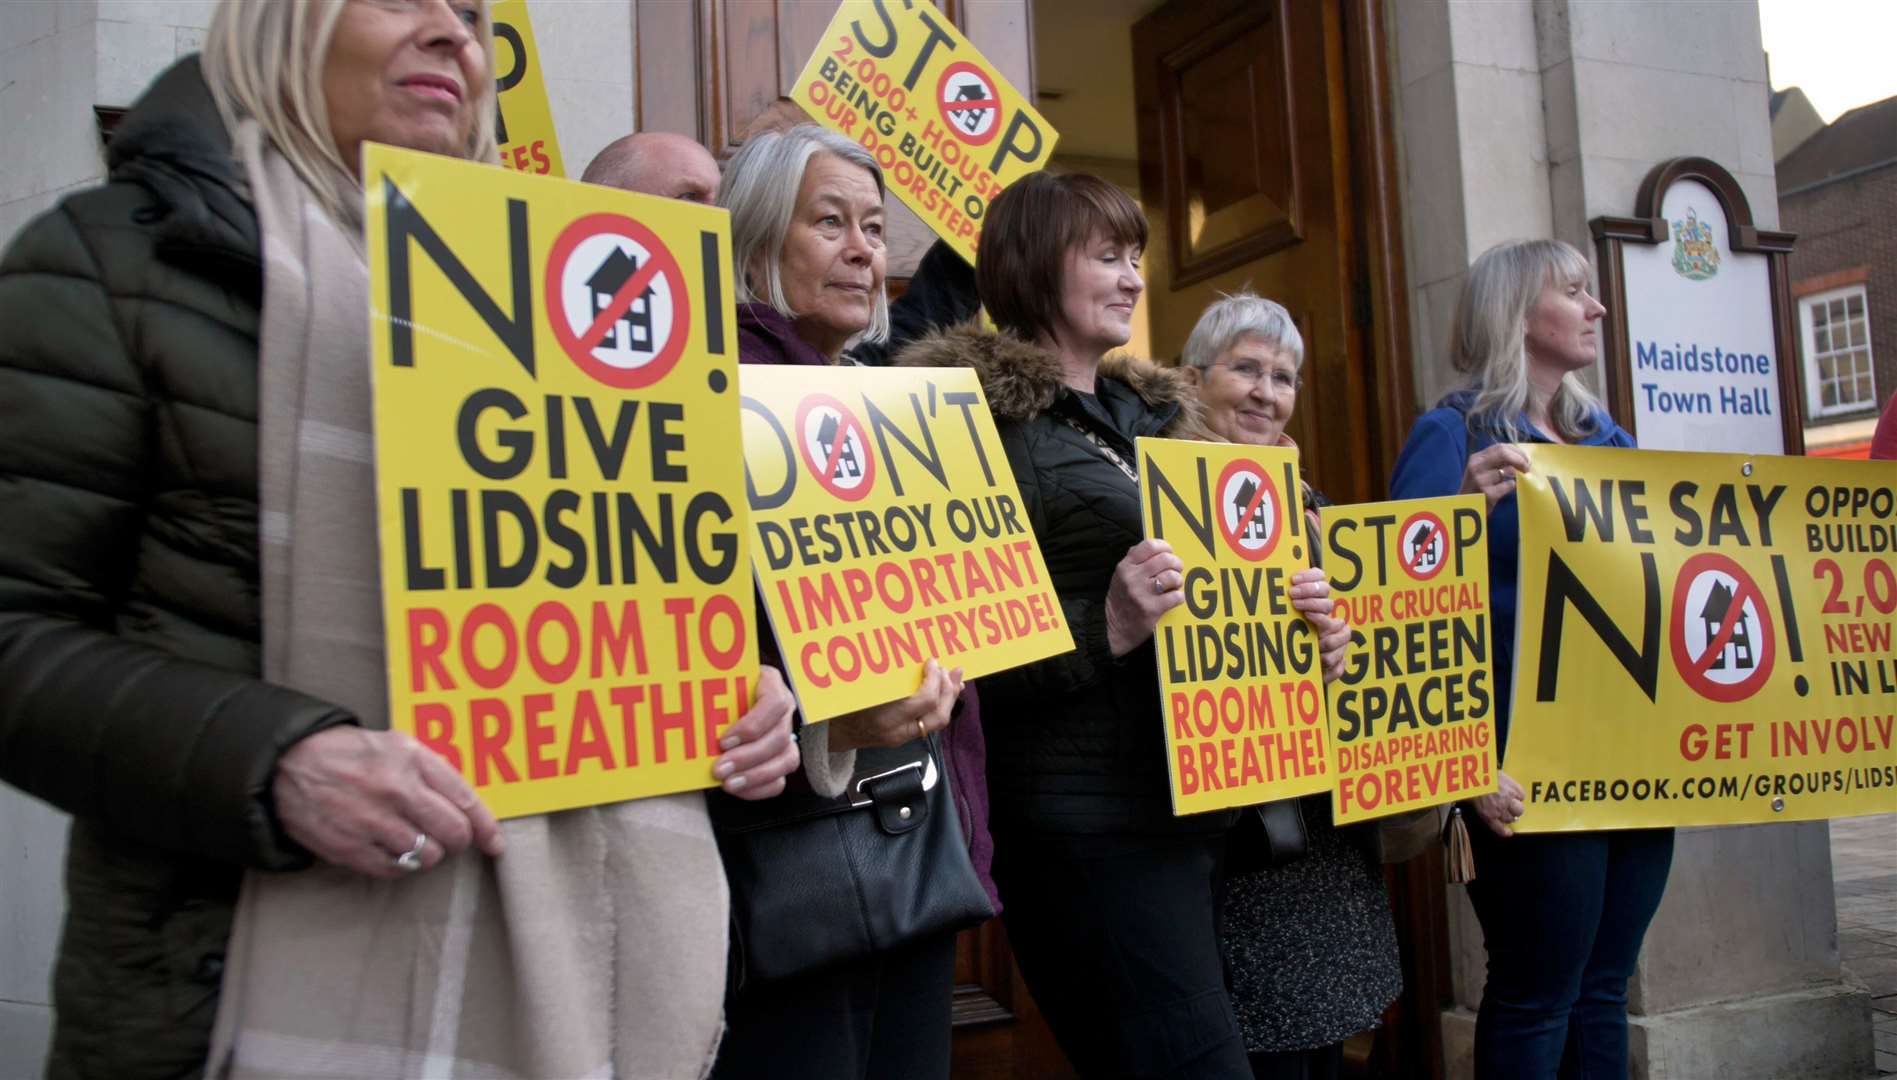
[1215, 459, 1282, 562]
[1668, 552, 1776, 703]
[546, 213, 689, 389]
[937, 62, 999, 145]
[1398, 511, 1448, 582]
[794, 394, 877, 501]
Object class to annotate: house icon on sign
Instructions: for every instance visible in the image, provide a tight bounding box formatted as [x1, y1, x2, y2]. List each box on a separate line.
[1409, 523, 1438, 568]
[951, 82, 987, 134]
[1698, 581, 1754, 670]
[586, 247, 654, 353]
[1232, 478, 1269, 540]
[815, 414, 861, 479]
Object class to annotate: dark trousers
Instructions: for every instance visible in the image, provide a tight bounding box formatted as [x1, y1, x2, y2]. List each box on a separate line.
[1465, 826, 1675, 1079]
[1249, 1043, 1343, 1080]
[711, 931, 956, 1080]
[993, 831, 1252, 1079]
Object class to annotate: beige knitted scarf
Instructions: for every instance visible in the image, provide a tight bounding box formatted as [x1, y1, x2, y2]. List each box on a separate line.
[208, 122, 728, 1080]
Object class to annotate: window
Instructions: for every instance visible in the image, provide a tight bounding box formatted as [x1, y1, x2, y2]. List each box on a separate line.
[1800, 285, 1876, 417]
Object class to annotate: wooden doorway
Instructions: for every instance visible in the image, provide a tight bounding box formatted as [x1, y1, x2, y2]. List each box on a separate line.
[1124, 0, 1442, 1077]
[632, 0, 1436, 1074]
[1127, 0, 1412, 504]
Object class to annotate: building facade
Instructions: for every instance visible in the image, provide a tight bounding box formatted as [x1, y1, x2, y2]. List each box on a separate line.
[0, 1, 1874, 1077]
[1777, 95, 1897, 458]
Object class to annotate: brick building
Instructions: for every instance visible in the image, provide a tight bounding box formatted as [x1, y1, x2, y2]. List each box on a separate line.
[1776, 94, 1897, 456]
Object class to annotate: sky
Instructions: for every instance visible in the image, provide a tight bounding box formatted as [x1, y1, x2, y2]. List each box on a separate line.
[1757, 0, 1897, 121]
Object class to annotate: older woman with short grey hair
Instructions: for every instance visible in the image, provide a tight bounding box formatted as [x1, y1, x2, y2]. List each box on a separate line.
[1180, 291, 1306, 447]
[1181, 291, 1401, 1080]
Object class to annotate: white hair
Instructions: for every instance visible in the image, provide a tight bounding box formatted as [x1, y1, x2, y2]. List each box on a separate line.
[202, 0, 500, 227]
[1182, 290, 1305, 371]
[719, 124, 890, 344]
[1453, 238, 1603, 442]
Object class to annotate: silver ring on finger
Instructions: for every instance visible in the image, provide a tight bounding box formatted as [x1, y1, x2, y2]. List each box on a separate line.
[394, 832, 428, 873]
[1152, 573, 1165, 594]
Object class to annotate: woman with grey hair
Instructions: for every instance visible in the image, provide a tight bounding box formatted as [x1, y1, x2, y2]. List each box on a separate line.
[710, 122, 976, 1080]
[0, 2, 796, 1076]
[1390, 239, 1672, 1078]
[1181, 292, 1399, 1079]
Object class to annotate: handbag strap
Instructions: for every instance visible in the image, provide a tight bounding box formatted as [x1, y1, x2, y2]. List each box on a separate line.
[1060, 415, 1139, 485]
[710, 734, 941, 834]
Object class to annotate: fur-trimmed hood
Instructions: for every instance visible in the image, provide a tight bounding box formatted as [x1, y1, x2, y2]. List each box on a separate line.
[893, 324, 1216, 439]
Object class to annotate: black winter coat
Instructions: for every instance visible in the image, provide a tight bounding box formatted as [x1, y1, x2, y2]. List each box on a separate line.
[0, 60, 352, 1079]
[896, 327, 1236, 837]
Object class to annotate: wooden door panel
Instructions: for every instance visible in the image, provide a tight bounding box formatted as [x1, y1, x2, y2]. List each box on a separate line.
[1153, 3, 1301, 283]
[949, 920, 1075, 1078]
[1137, 0, 1365, 503]
[1135, 2, 1435, 1077]
[717, 0, 787, 155]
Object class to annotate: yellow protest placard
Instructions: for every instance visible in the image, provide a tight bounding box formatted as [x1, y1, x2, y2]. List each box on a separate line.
[1321, 496, 1498, 824]
[365, 143, 751, 818]
[1510, 445, 1897, 830]
[1137, 438, 1332, 816]
[790, 0, 1059, 262]
[491, 0, 565, 176]
[741, 365, 1072, 721]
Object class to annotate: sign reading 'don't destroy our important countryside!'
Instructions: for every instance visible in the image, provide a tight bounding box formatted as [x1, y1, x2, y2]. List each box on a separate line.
[741, 366, 1072, 721]
[366, 143, 752, 819]
[1321, 496, 1498, 825]
[1138, 438, 1332, 816]
[490, 0, 564, 176]
[1508, 445, 1897, 830]
[790, 0, 1059, 263]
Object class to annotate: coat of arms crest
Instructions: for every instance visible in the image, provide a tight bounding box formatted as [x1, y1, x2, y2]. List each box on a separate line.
[1671, 206, 1720, 281]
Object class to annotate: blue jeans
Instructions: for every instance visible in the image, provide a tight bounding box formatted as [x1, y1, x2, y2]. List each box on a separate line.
[1466, 826, 1674, 1079]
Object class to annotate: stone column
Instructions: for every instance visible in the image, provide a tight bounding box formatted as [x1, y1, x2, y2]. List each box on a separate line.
[1390, 2, 1875, 1076]
[0, 0, 102, 1069]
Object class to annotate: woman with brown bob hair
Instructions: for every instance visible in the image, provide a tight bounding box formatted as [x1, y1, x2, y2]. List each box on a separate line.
[899, 173, 1330, 1077]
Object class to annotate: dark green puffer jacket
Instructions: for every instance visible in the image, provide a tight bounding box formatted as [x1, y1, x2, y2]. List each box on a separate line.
[0, 59, 354, 1079]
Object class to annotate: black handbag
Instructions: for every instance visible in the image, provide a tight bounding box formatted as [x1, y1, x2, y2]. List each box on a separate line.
[1225, 797, 1310, 875]
[709, 732, 994, 987]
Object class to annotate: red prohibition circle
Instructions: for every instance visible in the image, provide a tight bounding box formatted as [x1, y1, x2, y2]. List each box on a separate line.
[937, 61, 1000, 146]
[544, 213, 691, 390]
[1667, 551, 1776, 703]
[793, 394, 877, 502]
[1214, 458, 1283, 562]
[1398, 511, 1450, 582]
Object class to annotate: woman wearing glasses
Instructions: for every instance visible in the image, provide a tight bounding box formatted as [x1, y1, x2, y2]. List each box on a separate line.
[1181, 293, 1398, 1080]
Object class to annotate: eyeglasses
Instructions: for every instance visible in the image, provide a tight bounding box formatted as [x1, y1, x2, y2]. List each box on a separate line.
[1209, 360, 1301, 395]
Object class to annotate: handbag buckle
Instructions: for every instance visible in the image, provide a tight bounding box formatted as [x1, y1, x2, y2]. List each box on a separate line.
[847, 755, 937, 808]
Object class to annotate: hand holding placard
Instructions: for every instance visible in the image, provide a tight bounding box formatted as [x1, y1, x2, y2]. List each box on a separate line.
[741, 365, 1073, 723]
[1106, 538, 1187, 657]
